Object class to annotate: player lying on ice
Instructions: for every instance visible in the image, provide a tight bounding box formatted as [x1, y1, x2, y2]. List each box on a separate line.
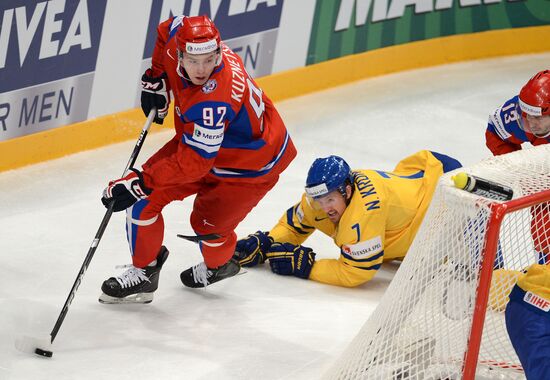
[98, 15, 296, 304]
[234, 150, 462, 287]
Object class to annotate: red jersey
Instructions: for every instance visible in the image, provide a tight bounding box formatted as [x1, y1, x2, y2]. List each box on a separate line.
[142, 16, 296, 189]
[486, 96, 550, 156]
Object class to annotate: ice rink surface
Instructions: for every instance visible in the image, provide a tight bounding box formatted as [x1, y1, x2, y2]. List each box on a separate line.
[1, 52, 549, 380]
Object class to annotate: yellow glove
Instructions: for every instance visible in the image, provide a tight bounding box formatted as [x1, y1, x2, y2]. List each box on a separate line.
[488, 269, 522, 312]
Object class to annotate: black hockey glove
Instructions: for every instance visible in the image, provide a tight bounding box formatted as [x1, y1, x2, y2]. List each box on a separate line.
[141, 69, 170, 124]
[101, 168, 152, 212]
[266, 243, 316, 279]
[233, 231, 273, 267]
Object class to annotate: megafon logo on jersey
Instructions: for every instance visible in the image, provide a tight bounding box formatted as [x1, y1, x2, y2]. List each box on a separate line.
[193, 124, 223, 146]
[0, 0, 107, 93]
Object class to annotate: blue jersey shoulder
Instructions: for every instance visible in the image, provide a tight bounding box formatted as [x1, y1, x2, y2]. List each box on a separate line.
[488, 96, 528, 142]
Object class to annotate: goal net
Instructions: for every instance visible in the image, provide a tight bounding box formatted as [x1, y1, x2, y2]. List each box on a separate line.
[324, 145, 550, 380]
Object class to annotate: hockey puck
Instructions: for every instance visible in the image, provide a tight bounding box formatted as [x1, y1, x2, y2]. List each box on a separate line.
[35, 348, 53, 358]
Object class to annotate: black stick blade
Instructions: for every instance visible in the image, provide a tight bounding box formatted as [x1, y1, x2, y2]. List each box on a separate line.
[177, 233, 221, 243]
[35, 348, 53, 358]
[15, 335, 52, 358]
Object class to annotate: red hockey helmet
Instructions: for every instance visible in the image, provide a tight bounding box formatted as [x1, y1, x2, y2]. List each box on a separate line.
[518, 70, 550, 116]
[176, 15, 221, 57]
[517, 70, 550, 137]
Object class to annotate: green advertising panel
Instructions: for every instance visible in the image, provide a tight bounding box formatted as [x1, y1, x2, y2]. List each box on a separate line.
[307, 0, 550, 65]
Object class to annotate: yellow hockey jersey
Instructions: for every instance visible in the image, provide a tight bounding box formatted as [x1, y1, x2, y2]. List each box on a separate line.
[269, 150, 454, 287]
[517, 264, 550, 301]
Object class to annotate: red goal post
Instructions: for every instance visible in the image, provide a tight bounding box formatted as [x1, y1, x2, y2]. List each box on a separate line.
[464, 188, 550, 379]
[324, 145, 550, 380]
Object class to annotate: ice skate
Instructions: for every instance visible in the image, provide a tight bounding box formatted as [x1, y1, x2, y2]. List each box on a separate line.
[99, 246, 169, 304]
[180, 258, 240, 288]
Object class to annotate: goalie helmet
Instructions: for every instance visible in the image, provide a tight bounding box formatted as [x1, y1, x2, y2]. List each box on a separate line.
[305, 155, 353, 199]
[176, 15, 221, 57]
[517, 70, 550, 137]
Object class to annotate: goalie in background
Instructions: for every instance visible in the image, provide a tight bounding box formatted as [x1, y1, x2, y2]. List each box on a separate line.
[505, 264, 550, 379]
[233, 150, 461, 287]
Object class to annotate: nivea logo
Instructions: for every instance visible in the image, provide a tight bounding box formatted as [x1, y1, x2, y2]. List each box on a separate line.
[143, 0, 283, 57]
[0, 0, 106, 92]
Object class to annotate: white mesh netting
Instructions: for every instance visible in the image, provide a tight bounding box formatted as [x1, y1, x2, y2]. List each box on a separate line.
[324, 145, 550, 380]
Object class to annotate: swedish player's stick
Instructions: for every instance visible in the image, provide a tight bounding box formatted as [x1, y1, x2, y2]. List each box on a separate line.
[16, 109, 157, 358]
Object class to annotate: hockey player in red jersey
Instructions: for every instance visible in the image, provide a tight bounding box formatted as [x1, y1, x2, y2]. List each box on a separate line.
[485, 70, 550, 264]
[99, 15, 296, 303]
[485, 70, 550, 155]
[484, 72, 550, 377]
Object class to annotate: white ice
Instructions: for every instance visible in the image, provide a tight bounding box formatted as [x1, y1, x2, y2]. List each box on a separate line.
[1, 53, 548, 380]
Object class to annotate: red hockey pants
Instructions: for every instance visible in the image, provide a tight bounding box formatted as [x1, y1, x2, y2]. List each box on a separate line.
[126, 174, 279, 268]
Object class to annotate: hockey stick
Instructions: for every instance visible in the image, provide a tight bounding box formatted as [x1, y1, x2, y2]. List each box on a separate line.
[177, 233, 221, 243]
[15, 109, 157, 358]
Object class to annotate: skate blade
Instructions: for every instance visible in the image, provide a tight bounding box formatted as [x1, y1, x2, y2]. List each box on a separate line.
[98, 292, 154, 304]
